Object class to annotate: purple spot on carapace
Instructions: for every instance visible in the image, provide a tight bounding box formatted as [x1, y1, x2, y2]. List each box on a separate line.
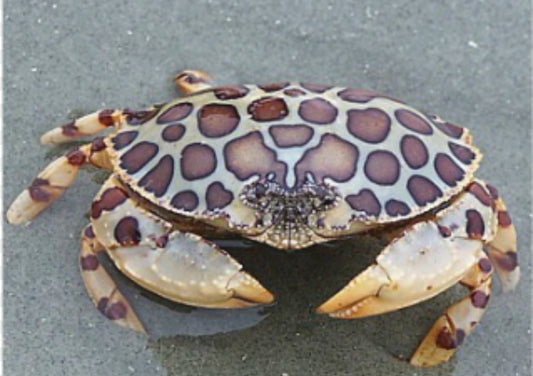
[298, 98, 338, 125]
[206, 182, 234, 210]
[259, 82, 289, 92]
[248, 97, 289, 122]
[268, 124, 314, 148]
[180, 143, 217, 180]
[119, 141, 159, 174]
[171, 190, 199, 211]
[161, 124, 186, 142]
[213, 85, 249, 100]
[112, 131, 139, 150]
[467, 182, 492, 206]
[224, 132, 287, 185]
[385, 200, 410, 216]
[124, 106, 162, 125]
[364, 150, 400, 185]
[284, 88, 306, 97]
[407, 175, 443, 206]
[449, 142, 476, 164]
[138, 155, 174, 197]
[347, 108, 391, 143]
[198, 104, 240, 138]
[301, 83, 331, 93]
[434, 153, 465, 187]
[346, 189, 381, 216]
[434, 121, 464, 139]
[401, 135, 428, 169]
[156, 103, 193, 124]
[396, 109, 433, 135]
[338, 88, 383, 103]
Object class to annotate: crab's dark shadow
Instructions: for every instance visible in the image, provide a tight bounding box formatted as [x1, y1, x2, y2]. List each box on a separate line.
[101, 235, 462, 376]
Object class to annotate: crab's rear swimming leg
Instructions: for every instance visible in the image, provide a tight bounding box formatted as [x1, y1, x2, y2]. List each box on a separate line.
[82, 174, 273, 331]
[317, 180, 519, 367]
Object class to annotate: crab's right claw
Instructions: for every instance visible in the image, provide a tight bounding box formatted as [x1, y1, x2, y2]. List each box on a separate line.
[316, 221, 484, 318]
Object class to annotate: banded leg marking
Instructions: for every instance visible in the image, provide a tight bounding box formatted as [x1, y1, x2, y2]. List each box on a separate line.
[485, 193, 519, 291]
[7, 141, 112, 225]
[410, 256, 493, 367]
[41, 109, 125, 145]
[80, 224, 145, 333]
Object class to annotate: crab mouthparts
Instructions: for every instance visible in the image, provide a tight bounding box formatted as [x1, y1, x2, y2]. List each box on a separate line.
[241, 180, 339, 250]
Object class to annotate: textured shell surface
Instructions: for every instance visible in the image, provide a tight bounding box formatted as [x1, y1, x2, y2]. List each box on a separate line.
[106, 82, 481, 238]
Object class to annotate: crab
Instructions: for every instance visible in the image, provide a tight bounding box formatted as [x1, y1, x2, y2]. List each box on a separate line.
[7, 70, 519, 367]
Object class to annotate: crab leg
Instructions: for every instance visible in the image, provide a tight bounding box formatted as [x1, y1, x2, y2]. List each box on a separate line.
[80, 224, 146, 333]
[485, 191, 519, 291]
[174, 69, 213, 94]
[90, 175, 273, 318]
[410, 255, 493, 367]
[6, 140, 111, 225]
[40, 109, 126, 145]
[317, 180, 518, 366]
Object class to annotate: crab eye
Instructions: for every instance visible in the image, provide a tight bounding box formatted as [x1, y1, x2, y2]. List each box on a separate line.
[255, 183, 268, 198]
[266, 172, 276, 181]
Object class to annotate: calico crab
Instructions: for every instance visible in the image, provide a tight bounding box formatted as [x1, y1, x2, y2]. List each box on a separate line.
[7, 70, 519, 367]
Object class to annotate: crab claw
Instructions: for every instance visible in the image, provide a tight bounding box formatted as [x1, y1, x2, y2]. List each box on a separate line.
[225, 267, 275, 307]
[316, 263, 392, 318]
[316, 222, 483, 319]
[91, 175, 274, 309]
